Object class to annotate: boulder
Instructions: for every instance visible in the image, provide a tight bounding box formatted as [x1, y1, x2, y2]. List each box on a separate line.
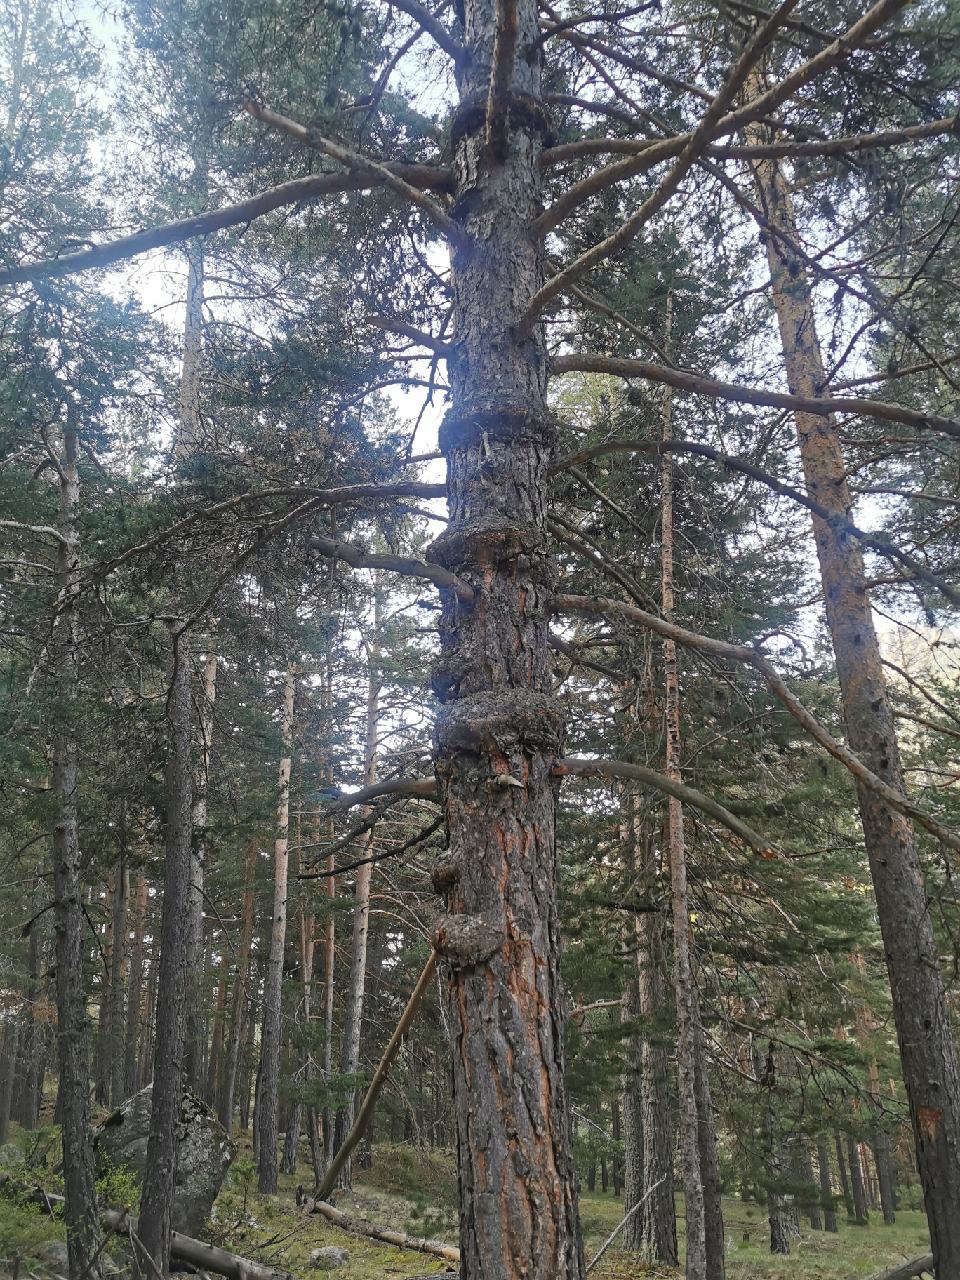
[95, 1086, 234, 1235]
[309, 1245, 350, 1270]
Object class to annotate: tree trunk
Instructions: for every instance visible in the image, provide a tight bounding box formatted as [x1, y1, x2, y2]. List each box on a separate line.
[429, 1, 584, 1270]
[801, 1147, 823, 1230]
[219, 837, 258, 1133]
[206, 970, 228, 1108]
[659, 332, 712, 1280]
[847, 1134, 870, 1225]
[256, 662, 296, 1193]
[835, 1131, 854, 1217]
[95, 869, 115, 1106]
[818, 1140, 839, 1233]
[692, 1007, 724, 1273]
[52, 399, 102, 1277]
[746, 103, 960, 1272]
[185, 646, 217, 1094]
[124, 872, 149, 1098]
[333, 596, 381, 1189]
[17, 875, 45, 1130]
[136, 628, 194, 1275]
[108, 853, 129, 1106]
[0, 1019, 21, 1145]
[874, 1129, 897, 1226]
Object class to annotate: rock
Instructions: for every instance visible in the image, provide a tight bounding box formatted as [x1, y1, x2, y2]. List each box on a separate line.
[309, 1245, 351, 1269]
[95, 1085, 234, 1236]
[37, 1240, 69, 1273]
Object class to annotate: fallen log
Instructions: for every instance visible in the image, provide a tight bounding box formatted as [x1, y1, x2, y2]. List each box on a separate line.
[306, 1197, 460, 1265]
[0, 1174, 289, 1279]
[866, 1256, 935, 1280]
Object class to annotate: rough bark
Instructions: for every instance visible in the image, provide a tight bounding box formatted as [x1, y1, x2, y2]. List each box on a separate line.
[874, 1129, 898, 1226]
[429, 0, 584, 1270]
[95, 869, 116, 1106]
[817, 1139, 839, 1232]
[52, 400, 102, 1277]
[692, 1007, 724, 1273]
[746, 103, 960, 1272]
[135, 629, 194, 1274]
[0, 1019, 21, 1145]
[256, 662, 296, 1193]
[16, 877, 45, 1131]
[185, 645, 217, 1095]
[333, 597, 381, 1188]
[835, 1131, 854, 1217]
[801, 1147, 823, 1230]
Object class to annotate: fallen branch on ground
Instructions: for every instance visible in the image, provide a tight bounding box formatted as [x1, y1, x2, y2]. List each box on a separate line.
[866, 1256, 934, 1280]
[307, 1197, 460, 1264]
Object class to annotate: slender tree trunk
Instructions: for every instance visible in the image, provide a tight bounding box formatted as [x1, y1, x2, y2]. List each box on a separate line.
[430, 2, 584, 1269]
[206, 970, 228, 1107]
[108, 852, 129, 1105]
[801, 1147, 823, 1230]
[818, 1140, 839, 1232]
[136, 629, 194, 1275]
[52, 399, 102, 1277]
[835, 1131, 854, 1217]
[692, 1007, 724, 1272]
[95, 870, 116, 1105]
[18, 873, 45, 1130]
[219, 837, 258, 1132]
[874, 1129, 897, 1225]
[659, 331, 714, 1280]
[138, 946, 157, 1090]
[746, 103, 960, 1272]
[256, 662, 296, 1193]
[124, 872, 149, 1098]
[333, 597, 381, 1189]
[847, 1133, 870, 1224]
[0, 1019, 21, 1144]
[185, 646, 217, 1094]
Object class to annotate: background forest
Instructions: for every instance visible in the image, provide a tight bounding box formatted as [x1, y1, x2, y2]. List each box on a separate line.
[0, 0, 958, 1277]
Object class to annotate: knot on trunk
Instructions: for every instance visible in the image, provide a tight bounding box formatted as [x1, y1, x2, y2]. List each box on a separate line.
[431, 912, 504, 966]
[429, 517, 543, 572]
[438, 404, 556, 453]
[449, 91, 555, 150]
[436, 689, 563, 755]
[431, 858, 462, 895]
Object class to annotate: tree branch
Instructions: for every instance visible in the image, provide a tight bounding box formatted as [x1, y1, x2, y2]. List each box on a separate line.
[387, 0, 464, 61]
[552, 594, 960, 852]
[554, 757, 776, 856]
[551, 352, 960, 443]
[307, 533, 474, 602]
[555, 436, 960, 609]
[243, 100, 462, 244]
[0, 167, 451, 287]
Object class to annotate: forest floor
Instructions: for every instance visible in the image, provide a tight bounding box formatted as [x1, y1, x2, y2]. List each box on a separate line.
[0, 1136, 933, 1278]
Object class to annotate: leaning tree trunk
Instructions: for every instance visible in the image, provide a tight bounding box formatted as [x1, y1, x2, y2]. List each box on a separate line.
[333, 593, 381, 1188]
[256, 661, 296, 1193]
[52, 399, 102, 1277]
[745, 103, 960, 1274]
[428, 0, 584, 1270]
[136, 629, 194, 1275]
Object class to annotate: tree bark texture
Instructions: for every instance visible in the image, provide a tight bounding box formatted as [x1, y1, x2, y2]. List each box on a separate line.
[429, 0, 583, 1271]
[847, 1133, 870, 1224]
[746, 108, 960, 1274]
[108, 853, 129, 1106]
[256, 662, 296, 1193]
[136, 629, 194, 1274]
[124, 871, 149, 1098]
[186, 646, 218, 1094]
[52, 401, 103, 1277]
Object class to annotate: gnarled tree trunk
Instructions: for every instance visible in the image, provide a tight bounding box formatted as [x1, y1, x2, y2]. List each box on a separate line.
[429, 0, 584, 1271]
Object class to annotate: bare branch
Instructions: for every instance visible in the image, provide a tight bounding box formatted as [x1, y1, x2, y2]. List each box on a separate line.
[308, 533, 474, 601]
[365, 314, 451, 351]
[243, 100, 463, 244]
[524, 0, 802, 317]
[388, 0, 464, 60]
[554, 757, 776, 856]
[552, 594, 960, 853]
[555, 437, 960, 609]
[551, 352, 960, 442]
[326, 776, 440, 812]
